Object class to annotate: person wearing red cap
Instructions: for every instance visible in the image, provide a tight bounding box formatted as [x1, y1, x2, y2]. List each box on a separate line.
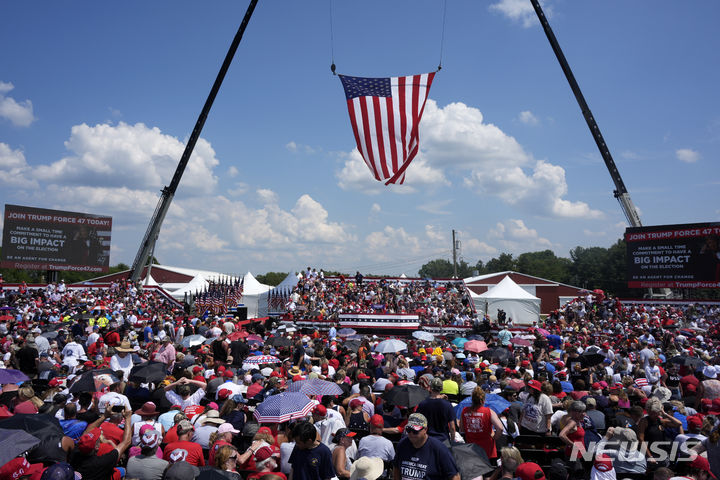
[72, 409, 133, 480]
[0, 457, 43, 480]
[516, 462, 546, 480]
[163, 419, 205, 466]
[673, 415, 707, 458]
[670, 454, 718, 480]
[358, 414, 395, 462]
[519, 380, 553, 436]
[691, 425, 720, 480]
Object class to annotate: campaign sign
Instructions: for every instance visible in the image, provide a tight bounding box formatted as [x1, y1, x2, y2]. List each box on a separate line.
[626, 222, 720, 288]
[1, 204, 112, 272]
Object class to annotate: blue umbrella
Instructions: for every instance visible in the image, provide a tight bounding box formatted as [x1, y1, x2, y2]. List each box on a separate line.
[455, 394, 511, 420]
[289, 379, 344, 396]
[254, 392, 315, 423]
[452, 337, 468, 348]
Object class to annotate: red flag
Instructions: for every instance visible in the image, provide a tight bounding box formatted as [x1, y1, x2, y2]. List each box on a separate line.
[339, 73, 435, 185]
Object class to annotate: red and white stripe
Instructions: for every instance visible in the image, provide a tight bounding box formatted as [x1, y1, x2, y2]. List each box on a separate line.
[346, 73, 435, 185]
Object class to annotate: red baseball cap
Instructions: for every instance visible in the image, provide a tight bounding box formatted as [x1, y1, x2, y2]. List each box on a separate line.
[192, 366, 203, 374]
[593, 454, 613, 472]
[313, 405, 327, 417]
[0, 457, 43, 480]
[370, 414, 384, 427]
[223, 370, 234, 378]
[516, 462, 546, 480]
[526, 380, 542, 392]
[521, 360, 530, 367]
[687, 415, 703, 430]
[78, 431, 100, 454]
[358, 373, 370, 380]
[689, 456, 716, 480]
[217, 389, 232, 400]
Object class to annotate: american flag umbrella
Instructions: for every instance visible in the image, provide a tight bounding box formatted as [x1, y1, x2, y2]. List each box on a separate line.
[244, 355, 281, 365]
[288, 379, 344, 396]
[247, 334, 264, 345]
[510, 337, 532, 347]
[254, 392, 316, 423]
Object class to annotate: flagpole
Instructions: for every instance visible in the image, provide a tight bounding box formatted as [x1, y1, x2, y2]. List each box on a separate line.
[129, 0, 260, 283]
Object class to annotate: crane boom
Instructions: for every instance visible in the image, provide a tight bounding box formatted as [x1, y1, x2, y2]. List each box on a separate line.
[129, 0, 259, 283]
[529, 0, 642, 228]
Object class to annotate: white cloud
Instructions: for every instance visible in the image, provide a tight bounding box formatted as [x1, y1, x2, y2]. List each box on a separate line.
[364, 226, 422, 261]
[489, 0, 551, 28]
[336, 150, 448, 194]
[0, 143, 38, 189]
[34, 122, 218, 195]
[417, 199, 452, 215]
[583, 229, 607, 237]
[0, 81, 35, 127]
[257, 188, 279, 205]
[285, 141, 317, 154]
[285, 141, 298, 152]
[518, 110, 539, 125]
[489, 219, 553, 250]
[370, 203, 381, 213]
[464, 238, 498, 257]
[336, 100, 602, 219]
[424, 225, 446, 244]
[676, 148, 700, 163]
[227, 166, 239, 177]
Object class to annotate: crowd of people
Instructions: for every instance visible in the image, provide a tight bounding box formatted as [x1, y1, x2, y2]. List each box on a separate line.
[286, 269, 475, 326]
[0, 273, 719, 480]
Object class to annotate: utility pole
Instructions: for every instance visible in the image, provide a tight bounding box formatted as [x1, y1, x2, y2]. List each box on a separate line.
[452, 229, 458, 278]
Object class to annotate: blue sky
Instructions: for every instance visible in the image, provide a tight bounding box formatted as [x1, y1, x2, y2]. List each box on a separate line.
[1, 0, 718, 277]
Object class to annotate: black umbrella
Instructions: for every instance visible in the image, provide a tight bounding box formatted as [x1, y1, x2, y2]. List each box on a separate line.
[0, 428, 40, 467]
[40, 331, 59, 339]
[668, 355, 705, 370]
[450, 442, 495, 480]
[129, 361, 168, 384]
[580, 350, 606, 367]
[382, 384, 429, 408]
[343, 340, 362, 353]
[0, 414, 66, 464]
[68, 368, 119, 393]
[484, 348, 511, 363]
[267, 336, 292, 348]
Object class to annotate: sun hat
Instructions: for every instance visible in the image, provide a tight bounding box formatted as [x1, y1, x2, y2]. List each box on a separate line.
[115, 341, 135, 353]
[350, 456, 384, 480]
[134, 401, 159, 417]
[203, 410, 225, 425]
[703, 365, 718, 379]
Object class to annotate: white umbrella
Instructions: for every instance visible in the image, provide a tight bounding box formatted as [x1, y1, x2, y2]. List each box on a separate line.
[374, 339, 407, 353]
[412, 331, 435, 341]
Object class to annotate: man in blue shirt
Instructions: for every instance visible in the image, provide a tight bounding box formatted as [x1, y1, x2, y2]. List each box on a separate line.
[394, 413, 459, 480]
[289, 421, 335, 480]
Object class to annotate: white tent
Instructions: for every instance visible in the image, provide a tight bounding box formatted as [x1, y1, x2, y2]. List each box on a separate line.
[471, 276, 540, 326]
[257, 271, 299, 317]
[241, 272, 273, 318]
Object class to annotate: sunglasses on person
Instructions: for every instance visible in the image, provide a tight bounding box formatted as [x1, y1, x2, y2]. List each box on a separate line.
[405, 427, 424, 434]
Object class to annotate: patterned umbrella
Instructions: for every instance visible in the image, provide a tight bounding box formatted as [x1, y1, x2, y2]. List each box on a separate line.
[247, 335, 264, 345]
[510, 337, 532, 347]
[244, 355, 281, 365]
[463, 340, 488, 353]
[254, 392, 316, 423]
[535, 327, 551, 337]
[228, 330, 249, 341]
[288, 379, 344, 396]
[374, 339, 407, 353]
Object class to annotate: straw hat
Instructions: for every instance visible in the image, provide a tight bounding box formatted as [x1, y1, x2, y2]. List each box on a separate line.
[350, 457, 384, 480]
[116, 341, 136, 353]
[203, 410, 225, 425]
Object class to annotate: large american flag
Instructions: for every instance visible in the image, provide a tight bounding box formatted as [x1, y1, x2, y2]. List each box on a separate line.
[339, 73, 435, 185]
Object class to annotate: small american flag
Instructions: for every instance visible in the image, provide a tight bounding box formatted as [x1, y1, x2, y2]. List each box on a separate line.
[339, 73, 435, 185]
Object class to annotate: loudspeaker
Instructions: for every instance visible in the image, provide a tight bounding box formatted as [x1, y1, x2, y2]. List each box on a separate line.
[235, 306, 248, 321]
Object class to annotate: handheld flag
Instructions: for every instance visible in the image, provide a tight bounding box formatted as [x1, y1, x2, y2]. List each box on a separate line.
[339, 73, 435, 185]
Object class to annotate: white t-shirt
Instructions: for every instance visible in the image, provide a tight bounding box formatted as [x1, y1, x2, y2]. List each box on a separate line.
[520, 394, 553, 433]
